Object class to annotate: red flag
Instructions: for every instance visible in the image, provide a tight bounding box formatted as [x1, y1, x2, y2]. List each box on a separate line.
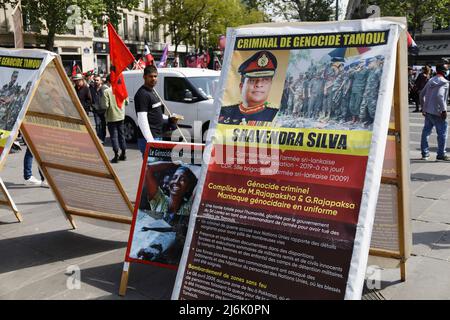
[107, 22, 135, 108]
[72, 61, 78, 77]
[144, 44, 154, 66]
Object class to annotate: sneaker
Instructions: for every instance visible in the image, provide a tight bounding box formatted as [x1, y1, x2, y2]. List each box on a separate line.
[436, 155, 450, 161]
[24, 176, 42, 186]
[41, 180, 49, 188]
[421, 154, 430, 160]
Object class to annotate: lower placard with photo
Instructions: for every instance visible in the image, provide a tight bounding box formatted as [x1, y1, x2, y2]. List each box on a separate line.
[124, 141, 204, 269]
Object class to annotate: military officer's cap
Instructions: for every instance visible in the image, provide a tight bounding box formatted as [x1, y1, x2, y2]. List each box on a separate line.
[350, 61, 359, 68]
[12, 70, 19, 77]
[331, 57, 345, 63]
[375, 55, 384, 61]
[366, 57, 377, 64]
[239, 50, 277, 78]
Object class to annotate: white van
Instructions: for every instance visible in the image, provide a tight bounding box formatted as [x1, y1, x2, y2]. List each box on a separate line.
[123, 68, 220, 142]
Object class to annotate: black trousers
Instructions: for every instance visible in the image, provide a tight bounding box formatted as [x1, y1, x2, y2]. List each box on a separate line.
[107, 120, 126, 153]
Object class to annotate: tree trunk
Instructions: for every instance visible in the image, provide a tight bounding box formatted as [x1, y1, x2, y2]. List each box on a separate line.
[45, 29, 55, 52]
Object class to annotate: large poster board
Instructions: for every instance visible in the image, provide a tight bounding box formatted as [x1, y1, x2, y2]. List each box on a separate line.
[119, 141, 203, 296]
[173, 19, 405, 300]
[0, 48, 133, 227]
[0, 49, 54, 168]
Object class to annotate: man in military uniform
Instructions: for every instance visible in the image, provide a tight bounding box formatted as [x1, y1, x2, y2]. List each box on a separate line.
[322, 58, 343, 121]
[308, 68, 324, 119]
[348, 60, 369, 123]
[360, 56, 384, 126]
[219, 50, 279, 126]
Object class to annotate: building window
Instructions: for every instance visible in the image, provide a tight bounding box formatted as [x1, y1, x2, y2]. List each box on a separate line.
[134, 16, 140, 41]
[153, 25, 160, 43]
[145, 18, 150, 42]
[123, 14, 128, 40]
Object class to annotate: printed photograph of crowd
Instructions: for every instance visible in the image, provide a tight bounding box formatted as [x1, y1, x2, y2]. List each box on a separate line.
[0, 70, 32, 132]
[274, 48, 385, 131]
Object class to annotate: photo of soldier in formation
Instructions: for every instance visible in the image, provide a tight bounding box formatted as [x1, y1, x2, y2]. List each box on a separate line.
[274, 48, 385, 131]
[0, 70, 33, 131]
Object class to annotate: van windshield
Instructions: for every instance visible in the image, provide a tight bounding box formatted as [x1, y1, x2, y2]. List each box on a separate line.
[188, 76, 220, 100]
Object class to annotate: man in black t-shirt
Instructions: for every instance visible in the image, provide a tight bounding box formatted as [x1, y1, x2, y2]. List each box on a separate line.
[134, 65, 166, 155]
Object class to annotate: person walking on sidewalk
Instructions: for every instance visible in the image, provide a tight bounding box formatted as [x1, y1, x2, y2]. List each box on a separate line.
[413, 66, 431, 112]
[89, 75, 108, 144]
[23, 145, 48, 187]
[103, 75, 126, 163]
[420, 63, 450, 161]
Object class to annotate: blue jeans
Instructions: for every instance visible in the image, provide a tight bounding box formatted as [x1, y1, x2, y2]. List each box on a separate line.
[107, 120, 126, 153]
[138, 137, 162, 158]
[421, 113, 448, 157]
[23, 147, 44, 180]
[93, 111, 106, 142]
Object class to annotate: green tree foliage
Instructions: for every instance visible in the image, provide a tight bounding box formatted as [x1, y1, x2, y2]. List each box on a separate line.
[257, 0, 335, 22]
[152, 0, 265, 53]
[370, 0, 450, 36]
[0, 0, 140, 50]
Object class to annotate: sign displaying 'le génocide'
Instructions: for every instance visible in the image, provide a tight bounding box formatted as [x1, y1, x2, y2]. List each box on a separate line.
[173, 19, 404, 300]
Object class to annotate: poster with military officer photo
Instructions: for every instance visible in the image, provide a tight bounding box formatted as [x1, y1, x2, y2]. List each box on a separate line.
[173, 18, 405, 300]
[0, 48, 55, 167]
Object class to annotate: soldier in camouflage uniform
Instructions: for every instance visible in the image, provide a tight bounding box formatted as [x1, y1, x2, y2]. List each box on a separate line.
[302, 72, 311, 118]
[348, 60, 369, 123]
[322, 58, 344, 121]
[328, 59, 345, 121]
[336, 65, 353, 122]
[308, 69, 324, 119]
[360, 56, 384, 126]
[280, 75, 295, 115]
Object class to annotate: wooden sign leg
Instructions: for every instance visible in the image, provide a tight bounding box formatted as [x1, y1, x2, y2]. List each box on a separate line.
[0, 177, 22, 222]
[68, 214, 77, 230]
[400, 260, 406, 282]
[119, 262, 130, 297]
[13, 210, 23, 222]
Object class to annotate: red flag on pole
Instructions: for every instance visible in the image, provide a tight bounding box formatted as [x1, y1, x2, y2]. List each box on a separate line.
[144, 44, 154, 66]
[107, 22, 135, 108]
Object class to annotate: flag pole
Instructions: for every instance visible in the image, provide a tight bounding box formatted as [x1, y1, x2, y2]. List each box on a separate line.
[151, 89, 188, 143]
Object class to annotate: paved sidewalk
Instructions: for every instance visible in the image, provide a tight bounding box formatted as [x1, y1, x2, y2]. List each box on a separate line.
[0, 107, 450, 300]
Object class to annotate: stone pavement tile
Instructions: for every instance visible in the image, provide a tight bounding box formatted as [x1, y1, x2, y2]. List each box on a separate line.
[411, 220, 449, 257]
[0, 260, 67, 297]
[46, 281, 149, 300]
[373, 256, 424, 300]
[426, 230, 450, 261]
[0, 235, 54, 273]
[0, 264, 75, 299]
[0, 209, 73, 239]
[418, 199, 450, 225]
[66, 247, 176, 300]
[409, 180, 427, 195]
[410, 197, 435, 219]
[14, 229, 127, 262]
[414, 181, 450, 200]
[387, 257, 450, 299]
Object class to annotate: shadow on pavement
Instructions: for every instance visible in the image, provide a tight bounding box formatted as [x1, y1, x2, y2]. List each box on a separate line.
[413, 230, 450, 249]
[411, 173, 450, 182]
[0, 230, 127, 274]
[80, 262, 176, 300]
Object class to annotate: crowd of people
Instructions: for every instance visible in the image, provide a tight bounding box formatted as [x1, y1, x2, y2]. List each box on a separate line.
[279, 55, 384, 128]
[72, 72, 127, 163]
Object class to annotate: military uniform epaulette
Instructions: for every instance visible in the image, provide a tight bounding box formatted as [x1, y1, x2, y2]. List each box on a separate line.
[265, 102, 278, 109]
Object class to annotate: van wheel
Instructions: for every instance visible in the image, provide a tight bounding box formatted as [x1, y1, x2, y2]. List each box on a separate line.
[124, 117, 137, 143]
[202, 121, 210, 143]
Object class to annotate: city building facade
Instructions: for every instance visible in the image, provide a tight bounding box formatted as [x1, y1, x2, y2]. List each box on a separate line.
[0, 1, 191, 75]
